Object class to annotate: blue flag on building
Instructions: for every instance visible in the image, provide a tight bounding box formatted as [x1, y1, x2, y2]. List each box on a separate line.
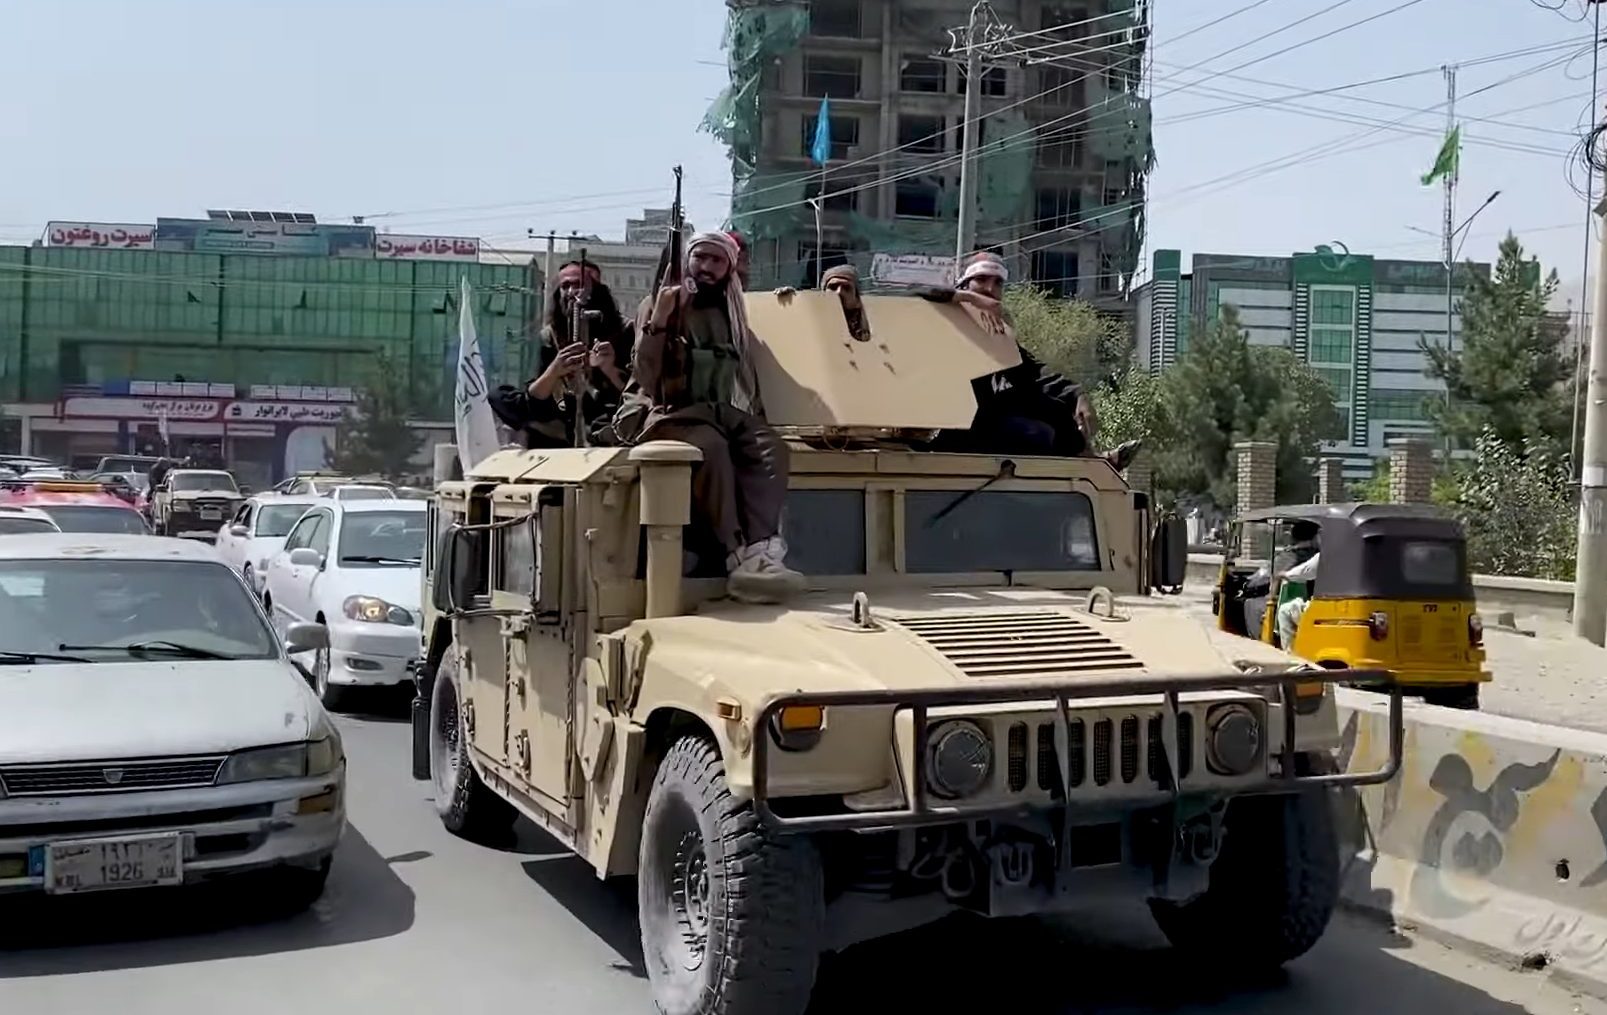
[810, 97, 832, 165]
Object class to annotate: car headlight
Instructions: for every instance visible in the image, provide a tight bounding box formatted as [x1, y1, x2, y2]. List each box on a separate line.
[216, 736, 341, 784]
[1205, 703, 1263, 776]
[171, 501, 192, 512]
[927, 720, 993, 799]
[343, 595, 413, 625]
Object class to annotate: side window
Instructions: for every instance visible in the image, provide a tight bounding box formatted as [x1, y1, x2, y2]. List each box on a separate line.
[283, 515, 319, 551]
[495, 518, 538, 597]
[234, 503, 253, 526]
[307, 513, 333, 555]
[288, 480, 307, 495]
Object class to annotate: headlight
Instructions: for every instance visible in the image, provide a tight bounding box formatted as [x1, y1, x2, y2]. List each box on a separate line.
[171, 501, 192, 512]
[343, 595, 413, 625]
[927, 720, 993, 799]
[1205, 704, 1263, 776]
[216, 737, 342, 784]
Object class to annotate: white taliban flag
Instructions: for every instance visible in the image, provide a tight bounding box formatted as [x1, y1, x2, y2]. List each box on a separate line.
[453, 276, 500, 474]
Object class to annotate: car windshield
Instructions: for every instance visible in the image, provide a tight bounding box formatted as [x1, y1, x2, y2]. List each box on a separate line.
[256, 503, 311, 537]
[95, 472, 150, 492]
[36, 505, 148, 534]
[903, 490, 1102, 574]
[782, 490, 867, 574]
[0, 517, 57, 535]
[0, 559, 277, 663]
[338, 510, 426, 565]
[171, 472, 237, 492]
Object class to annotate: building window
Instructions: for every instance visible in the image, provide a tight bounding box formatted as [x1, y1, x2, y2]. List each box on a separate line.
[805, 177, 858, 212]
[1313, 366, 1353, 405]
[804, 55, 861, 98]
[1098, 252, 1117, 293]
[897, 114, 945, 153]
[1042, 5, 1090, 35]
[958, 65, 1007, 97]
[1371, 390, 1438, 421]
[1310, 288, 1354, 325]
[900, 57, 946, 92]
[1031, 250, 1079, 298]
[1034, 186, 1082, 231]
[800, 114, 860, 160]
[809, 0, 861, 38]
[1036, 132, 1081, 168]
[895, 180, 942, 219]
[1308, 327, 1353, 364]
[1037, 65, 1086, 106]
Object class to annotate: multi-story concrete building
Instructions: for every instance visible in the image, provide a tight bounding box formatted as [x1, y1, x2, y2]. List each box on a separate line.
[706, 0, 1152, 307]
[1135, 247, 1490, 476]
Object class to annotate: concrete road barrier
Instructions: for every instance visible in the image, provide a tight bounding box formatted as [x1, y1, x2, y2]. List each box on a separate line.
[1336, 687, 1607, 994]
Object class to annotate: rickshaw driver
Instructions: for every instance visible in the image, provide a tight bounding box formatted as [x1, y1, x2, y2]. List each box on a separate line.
[1276, 550, 1321, 648]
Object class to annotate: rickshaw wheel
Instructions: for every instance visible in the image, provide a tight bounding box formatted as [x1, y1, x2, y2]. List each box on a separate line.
[1420, 683, 1480, 710]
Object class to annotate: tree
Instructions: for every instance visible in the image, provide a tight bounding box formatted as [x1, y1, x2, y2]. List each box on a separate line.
[1147, 307, 1342, 508]
[1421, 233, 1571, 458]
[328, 354, 422, 479]
[1005, 285, 1130, 387]
[1451, 429, 1575, 580]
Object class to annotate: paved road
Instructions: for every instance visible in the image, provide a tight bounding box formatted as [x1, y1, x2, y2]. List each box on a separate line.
[3, 700, 1603, 1015]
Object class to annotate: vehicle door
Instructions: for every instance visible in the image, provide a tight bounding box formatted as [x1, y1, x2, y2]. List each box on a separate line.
[267, 509, 328, 629]
[218, 502, 252, 570]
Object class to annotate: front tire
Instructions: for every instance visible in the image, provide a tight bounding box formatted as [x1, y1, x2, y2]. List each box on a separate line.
[429, 653, 516, 841]
[638, 735, 824, 1015]
[312, 643, 350, 712]
[1150, 773, 1340, 968]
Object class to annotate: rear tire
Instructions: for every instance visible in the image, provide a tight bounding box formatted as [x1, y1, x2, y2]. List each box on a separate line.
[639, 735, 824, 1015]
[1421, 683, 1480, 710]
[1150, 769, 1340, 968]
[429, 652, 516, 841]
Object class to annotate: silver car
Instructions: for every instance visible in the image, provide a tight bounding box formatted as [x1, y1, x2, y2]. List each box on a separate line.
[0, 535, 345, 906]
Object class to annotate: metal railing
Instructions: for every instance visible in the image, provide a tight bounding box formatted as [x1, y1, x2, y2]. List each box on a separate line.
[751, 667, 1401, 833]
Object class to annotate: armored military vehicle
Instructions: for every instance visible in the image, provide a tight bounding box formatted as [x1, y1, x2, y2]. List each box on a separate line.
[410, 291, 1402, 1015]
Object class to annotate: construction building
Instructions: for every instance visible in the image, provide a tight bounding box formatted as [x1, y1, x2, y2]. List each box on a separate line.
[705, 0, 1153, 307]
[0, 212, 540, 485]
[1135, 246, 1493, 476]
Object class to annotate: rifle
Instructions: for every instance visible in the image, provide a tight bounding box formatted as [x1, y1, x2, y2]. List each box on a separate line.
[641, 165, 689, 407]
[567, 246, 600, 448]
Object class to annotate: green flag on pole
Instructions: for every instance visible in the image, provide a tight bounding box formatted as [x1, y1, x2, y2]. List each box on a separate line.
[1420, 126, 1460, 186]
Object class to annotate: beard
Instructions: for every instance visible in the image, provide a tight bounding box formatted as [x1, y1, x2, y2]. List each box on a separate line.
[691, 274, 728, 307]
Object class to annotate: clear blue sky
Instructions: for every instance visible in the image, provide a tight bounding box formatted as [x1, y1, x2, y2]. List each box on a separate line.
[0, 0, 1598, 301]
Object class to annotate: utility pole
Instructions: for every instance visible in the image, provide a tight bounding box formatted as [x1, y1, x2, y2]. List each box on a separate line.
[1440, 64, 1458, 462]
[954, 1, 987, 264]
[1576, 185, 1607, 646]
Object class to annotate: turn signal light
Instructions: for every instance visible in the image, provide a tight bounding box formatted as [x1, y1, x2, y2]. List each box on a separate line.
[1368, 611, 1389, 641]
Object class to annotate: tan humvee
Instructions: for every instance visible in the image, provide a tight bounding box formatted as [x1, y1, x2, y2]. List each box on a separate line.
[409, 292, 1402, 1015]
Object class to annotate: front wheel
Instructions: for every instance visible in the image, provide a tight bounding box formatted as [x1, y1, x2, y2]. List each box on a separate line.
[1150, 773, 1340, 968]
[312, 644, 349, 712]
[638, 736, 824, 1015]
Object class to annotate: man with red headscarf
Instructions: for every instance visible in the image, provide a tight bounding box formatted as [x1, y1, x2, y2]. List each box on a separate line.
[619, 230, 802, 603]
[726, 230, 751, 288]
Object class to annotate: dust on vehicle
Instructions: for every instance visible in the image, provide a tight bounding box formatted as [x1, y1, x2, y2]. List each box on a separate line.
[410, 290, 1403, 1015]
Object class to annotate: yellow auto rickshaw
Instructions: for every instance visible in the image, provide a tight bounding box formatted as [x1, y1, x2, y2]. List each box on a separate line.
[1212, 502, 1489, 709]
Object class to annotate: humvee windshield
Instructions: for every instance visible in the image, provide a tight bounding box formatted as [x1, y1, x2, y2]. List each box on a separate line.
[779, 486, 1103, 578]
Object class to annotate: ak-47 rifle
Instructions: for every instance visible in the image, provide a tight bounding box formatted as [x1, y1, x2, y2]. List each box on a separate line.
[641, 166, 689, 407]
[567, 246, 600, 448]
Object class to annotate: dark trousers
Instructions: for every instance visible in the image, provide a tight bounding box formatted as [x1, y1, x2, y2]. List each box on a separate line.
[643, 405, 789, 555]
[937, 412, 1088, 457]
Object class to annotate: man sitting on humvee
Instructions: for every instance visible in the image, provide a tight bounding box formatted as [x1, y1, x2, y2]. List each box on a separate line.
[920, 253, 1140, 470]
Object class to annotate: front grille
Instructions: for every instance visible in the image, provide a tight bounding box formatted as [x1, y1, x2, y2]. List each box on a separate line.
[1006, 723, 1028, 791]
[0, 756, 225, 797]
[0, 803, 271, 840]
[895, 611, 1143, 678]
[1029, 712, 1198, 794]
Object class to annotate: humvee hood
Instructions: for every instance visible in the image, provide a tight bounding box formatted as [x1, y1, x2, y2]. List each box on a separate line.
[630, 589, 1302, 702]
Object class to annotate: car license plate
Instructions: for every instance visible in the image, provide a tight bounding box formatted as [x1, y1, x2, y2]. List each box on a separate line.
[42, 834, 183, 894]
[200, 508, 222, 520]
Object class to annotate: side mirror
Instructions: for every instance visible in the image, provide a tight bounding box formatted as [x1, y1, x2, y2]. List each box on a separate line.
[284, 621, 330, 655]
[1151, 514, 1188, 595]
[288, 547, 323, 568]
[230, 524, 249, 537]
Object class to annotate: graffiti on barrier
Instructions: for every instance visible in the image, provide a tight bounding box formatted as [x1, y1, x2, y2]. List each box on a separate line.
[1515, 911, 1607, 968]
[1410, 749, 1562, 919]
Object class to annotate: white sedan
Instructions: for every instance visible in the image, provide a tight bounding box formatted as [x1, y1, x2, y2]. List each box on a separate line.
[216, 495, 319, 595]
[264, 500, 427, 709]
[0, 535, 344, 905]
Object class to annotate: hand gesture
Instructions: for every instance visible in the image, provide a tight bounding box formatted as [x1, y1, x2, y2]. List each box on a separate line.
[589, 340, 615, 371]
[774, 286, 797, 305]
[650, 285, 686, 331]
[956, 290, 1006, 334]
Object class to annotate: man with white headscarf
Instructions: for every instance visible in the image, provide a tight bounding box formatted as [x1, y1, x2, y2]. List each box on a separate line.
[923, 252, 1140, 470]
[618, 230, 803, 603]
